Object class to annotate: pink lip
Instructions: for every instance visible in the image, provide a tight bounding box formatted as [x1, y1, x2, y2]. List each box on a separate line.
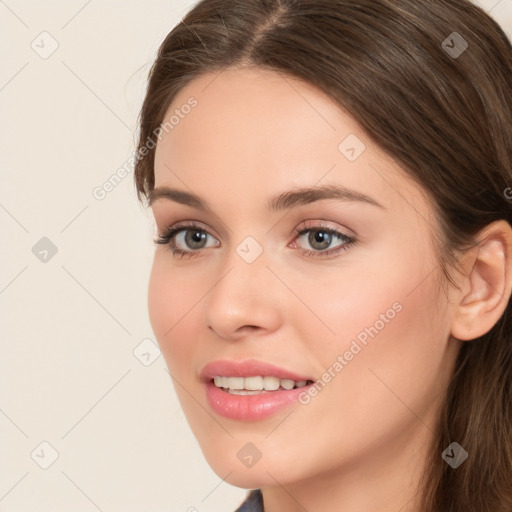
[200, 359, 314, 421]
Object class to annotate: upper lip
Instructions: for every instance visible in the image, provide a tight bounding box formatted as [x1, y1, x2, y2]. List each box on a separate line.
[200, 359, 313, 382]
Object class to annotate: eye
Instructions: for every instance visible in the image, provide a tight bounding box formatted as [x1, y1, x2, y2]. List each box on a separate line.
[291, 221, 356, 258]
[154, 222, 219, 258]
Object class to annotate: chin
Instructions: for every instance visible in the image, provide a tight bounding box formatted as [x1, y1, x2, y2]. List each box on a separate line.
[201, 443, 302, 489]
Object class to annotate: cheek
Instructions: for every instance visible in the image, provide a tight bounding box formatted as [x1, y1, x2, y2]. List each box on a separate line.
[148, 257, 174, 340]
[294, 236, 448, 414]
[309, 254, 448, 428]
[147, 255, 201, 372]
[285, 242, 434, 362]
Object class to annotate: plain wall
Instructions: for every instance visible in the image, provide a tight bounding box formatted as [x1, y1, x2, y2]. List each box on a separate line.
[1, 1, 511, 511]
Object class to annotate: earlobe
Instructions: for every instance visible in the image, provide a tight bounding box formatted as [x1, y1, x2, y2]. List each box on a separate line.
[450, 220, 512, 341]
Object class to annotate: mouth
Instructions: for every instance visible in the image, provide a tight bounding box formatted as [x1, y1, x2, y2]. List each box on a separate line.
[200, 359, 316, 421]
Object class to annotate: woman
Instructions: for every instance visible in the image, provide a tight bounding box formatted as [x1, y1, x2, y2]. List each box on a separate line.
[133, 0, 512, 510]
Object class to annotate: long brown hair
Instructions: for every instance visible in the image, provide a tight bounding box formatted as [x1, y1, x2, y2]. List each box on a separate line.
[133, 1, 512, 510]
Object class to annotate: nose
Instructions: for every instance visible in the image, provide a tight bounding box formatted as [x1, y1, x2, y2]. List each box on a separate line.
[204, 251, 284, 341]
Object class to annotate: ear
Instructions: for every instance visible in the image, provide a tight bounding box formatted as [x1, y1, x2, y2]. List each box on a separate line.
[451, 220, 512, 341]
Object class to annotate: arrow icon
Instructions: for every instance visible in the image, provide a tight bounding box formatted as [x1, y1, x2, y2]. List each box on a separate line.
[339, 134, 365, 161]
[31, 441, 59, 469]
[134, 339, 161, 366]
[442, 441, 468, 468]
[30, 31, 59, 60]
[237, 441, 263, 467]
[32, 237, 58, 262]
[236, 236, 263, 263]
[442, 32, 468, 59]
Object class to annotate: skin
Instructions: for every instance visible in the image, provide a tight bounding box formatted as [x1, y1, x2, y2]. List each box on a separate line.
[147, 66, 512, 512]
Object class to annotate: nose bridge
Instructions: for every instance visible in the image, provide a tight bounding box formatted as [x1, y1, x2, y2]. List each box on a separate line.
[212, 240, 271, 309]
[204, 237, 282, 337]
[218, 232, 269, 291]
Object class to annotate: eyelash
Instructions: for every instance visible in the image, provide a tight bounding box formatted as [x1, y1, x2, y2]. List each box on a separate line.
[153, 221, 356, 260]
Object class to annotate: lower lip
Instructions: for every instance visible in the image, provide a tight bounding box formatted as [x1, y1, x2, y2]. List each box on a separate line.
[204, 380, 312, 421]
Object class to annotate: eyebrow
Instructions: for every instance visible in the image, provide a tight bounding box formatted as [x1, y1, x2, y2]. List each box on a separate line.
[148, 184, 385, 211]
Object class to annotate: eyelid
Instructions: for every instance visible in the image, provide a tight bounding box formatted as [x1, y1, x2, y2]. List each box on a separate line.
[156, 219, 210, 235]
[292, 219, 353, 237]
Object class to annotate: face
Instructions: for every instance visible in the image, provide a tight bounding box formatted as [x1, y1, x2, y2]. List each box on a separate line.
[148, 66, 462, 490]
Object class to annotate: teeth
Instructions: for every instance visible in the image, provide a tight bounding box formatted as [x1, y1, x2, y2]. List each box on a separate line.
[224, 376, 244, 389]
[263, 376, 280, 390]
[280, 379, 295, 390]
[245, 376, 264, 390]
[213, 375, 310, 392]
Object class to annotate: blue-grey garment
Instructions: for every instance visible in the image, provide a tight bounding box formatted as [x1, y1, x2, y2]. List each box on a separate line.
[234, 489, 263, 511]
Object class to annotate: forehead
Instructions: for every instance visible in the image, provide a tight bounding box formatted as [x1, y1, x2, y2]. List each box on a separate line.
[155, 66, 346, 174]
[153, 66, 432, 220]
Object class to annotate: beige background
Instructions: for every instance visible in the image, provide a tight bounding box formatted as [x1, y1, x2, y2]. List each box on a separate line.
[1, 1, 511, 511]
